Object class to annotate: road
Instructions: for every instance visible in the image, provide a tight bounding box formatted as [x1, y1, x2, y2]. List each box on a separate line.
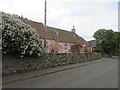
[4, 57, 118, 88]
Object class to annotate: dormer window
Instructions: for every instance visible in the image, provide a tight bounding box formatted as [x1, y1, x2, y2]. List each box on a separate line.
[74, 34, 75, 37]
[56, 31, 58, 36]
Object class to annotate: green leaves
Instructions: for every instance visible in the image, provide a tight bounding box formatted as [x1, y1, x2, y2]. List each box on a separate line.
[93, 29, 119, 54]
[1, 12, 44, 57]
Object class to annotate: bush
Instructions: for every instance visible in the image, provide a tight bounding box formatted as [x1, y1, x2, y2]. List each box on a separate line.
[70, 44, 82, 53]
[1, 12, 44, 57]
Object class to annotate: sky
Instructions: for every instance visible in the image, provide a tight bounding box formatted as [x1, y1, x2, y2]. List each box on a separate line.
[0, 0, 119, 41]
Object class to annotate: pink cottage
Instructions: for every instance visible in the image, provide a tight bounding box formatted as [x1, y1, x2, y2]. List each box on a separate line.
[21, 18, 89, 53]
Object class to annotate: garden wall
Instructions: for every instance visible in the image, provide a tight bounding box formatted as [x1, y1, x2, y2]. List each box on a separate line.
[2, 53, 102, 76]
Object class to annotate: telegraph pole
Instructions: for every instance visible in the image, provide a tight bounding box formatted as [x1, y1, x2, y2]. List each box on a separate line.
[44, 0, 47, 47]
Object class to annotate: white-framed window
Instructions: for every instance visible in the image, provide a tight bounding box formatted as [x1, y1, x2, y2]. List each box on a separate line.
[64, 43, 68, 51]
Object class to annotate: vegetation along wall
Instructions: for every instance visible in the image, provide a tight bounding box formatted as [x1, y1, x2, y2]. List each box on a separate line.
[3, 53, 102, 76]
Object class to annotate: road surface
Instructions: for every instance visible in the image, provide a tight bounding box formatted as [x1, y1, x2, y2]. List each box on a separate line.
[4, 57, 118, 88]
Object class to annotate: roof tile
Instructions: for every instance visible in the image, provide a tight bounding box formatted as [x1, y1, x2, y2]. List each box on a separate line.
[20, 18, 86, 43]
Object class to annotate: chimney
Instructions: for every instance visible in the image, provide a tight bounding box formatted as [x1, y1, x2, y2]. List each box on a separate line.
[71, 25, 76, 33]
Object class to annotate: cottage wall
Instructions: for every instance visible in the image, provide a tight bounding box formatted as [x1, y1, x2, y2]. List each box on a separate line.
[45, 39, 75, 53]
[41, 39, 87, 53]
[87, 47, 93, 52]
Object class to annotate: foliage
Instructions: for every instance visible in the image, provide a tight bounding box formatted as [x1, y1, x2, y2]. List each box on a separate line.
[1, 12, 44, 57]
[93, 29, 119, 54]
[113, 31, 120, 54]
[49, 39, 61, 53]
[70, 42, 83, 53]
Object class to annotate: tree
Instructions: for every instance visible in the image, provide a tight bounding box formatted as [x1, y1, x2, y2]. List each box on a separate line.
[93, 29, 115, 54]
[112, 31, 120, 54]
[1, 12, 44, 57]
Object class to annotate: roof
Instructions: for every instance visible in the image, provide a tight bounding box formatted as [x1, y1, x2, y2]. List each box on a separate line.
[46, 26, 86, 43]
[20, 18, 86, 43]
[87, 40, 95, 47]
[20, 18, 45, 38]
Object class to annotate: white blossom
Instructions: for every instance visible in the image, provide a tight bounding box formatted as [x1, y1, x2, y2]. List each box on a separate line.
[1, 12, 44, 56]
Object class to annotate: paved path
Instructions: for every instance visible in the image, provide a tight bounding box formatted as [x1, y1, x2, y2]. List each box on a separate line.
[4, 57, 118, 88]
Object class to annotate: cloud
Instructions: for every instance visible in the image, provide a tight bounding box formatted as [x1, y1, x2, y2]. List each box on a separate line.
[0, 0, 118, 41]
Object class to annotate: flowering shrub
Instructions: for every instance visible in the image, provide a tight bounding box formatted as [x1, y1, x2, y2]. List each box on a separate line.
[49, 40, 61, 53]
[70, 41, 83, 53]
[1, 12, 44, 57]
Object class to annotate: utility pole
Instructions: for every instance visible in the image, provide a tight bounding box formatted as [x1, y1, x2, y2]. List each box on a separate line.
[44, 0, 47, 47]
